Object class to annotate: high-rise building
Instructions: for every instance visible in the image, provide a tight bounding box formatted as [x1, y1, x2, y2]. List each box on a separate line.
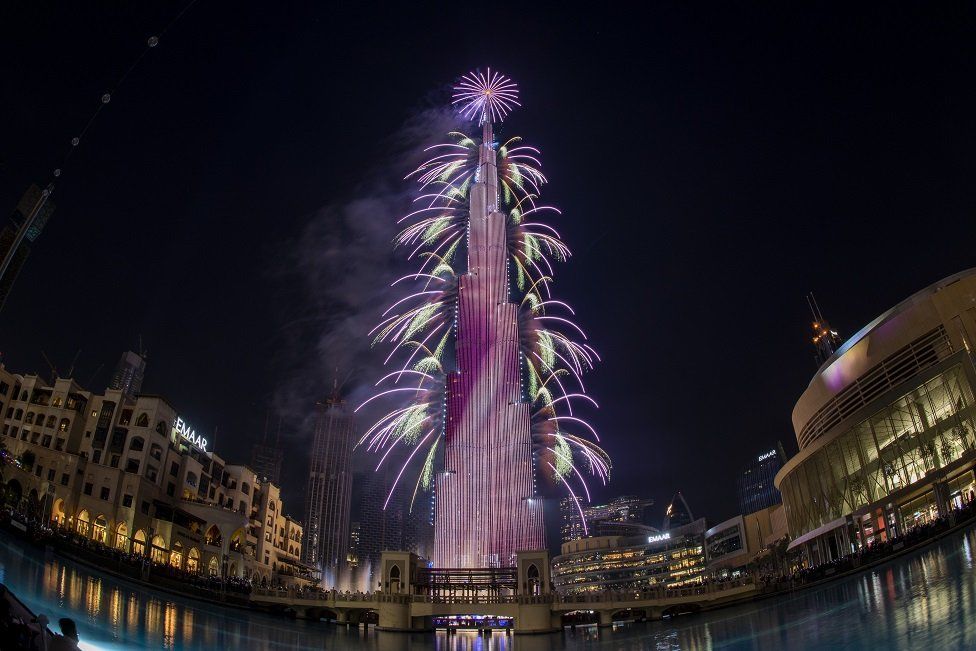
[433, 117, 544, 569]
[559, 496, 585, 544]
[586, 495, 655, 537]
[302, 392, 355, 576]
[560, 494, 655, 544]
[737, 444, 785, 516]
[250, 418, 283, 485]
[663, 491, 694, 530]
[108, 350, 147, 398]
[0, 184, 55, 313]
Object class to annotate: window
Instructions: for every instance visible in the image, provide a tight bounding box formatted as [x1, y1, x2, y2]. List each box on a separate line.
[19, 391, 27, 401]
[141, 501, 150, 515]
[241, 482, 250, 495]
[125, 459, 140, 473]
[30, 431, 39, 444]
[47, 469, 55, 481]
[41, 434, 52, 447]
[166, 482, 175, 497]
[169, 461, 179, 477]
[52, 396, 63, 408]
[129, 437, 144, 452]
[60, 473, 69, 486]
[146, 466, 158, 482]
[156, 421, 168, 436]
[150, 444, 162, 461]
[265, 532, 272, 542]
[24, 412, 34, 424]
[119, 410, 132, 426]
[58, 418, 69, 432]
[20, 429, 27, 441]
[100, 487, 110, 500]
[83, 482, 93, 495]
[45, 415, 55, 428]
[110, 455, 120, 468]
[5, 407, 12, 418]
[92, 450, 101, 464]
[14, 409, 22, 420]
[0, 382, 8, 395]
[186, 472, 198, 488]
[2, 425, 7, 436]
[35, 465, 42, 477]
[122, 494, 133, 508]
[55, 439, 65, 451]
[135, 413, 149, 427]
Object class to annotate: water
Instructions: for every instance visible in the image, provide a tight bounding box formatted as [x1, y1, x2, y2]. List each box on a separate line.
[2, 526, 976, 650]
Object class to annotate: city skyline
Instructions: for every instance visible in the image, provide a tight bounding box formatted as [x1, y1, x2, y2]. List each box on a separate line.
[1, 3, 975, 530]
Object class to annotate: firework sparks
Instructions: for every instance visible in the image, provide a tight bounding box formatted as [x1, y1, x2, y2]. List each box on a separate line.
[452, 68, 521, 124]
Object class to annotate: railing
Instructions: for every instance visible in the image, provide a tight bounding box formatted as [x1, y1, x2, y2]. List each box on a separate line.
[251, 577, 755, 607]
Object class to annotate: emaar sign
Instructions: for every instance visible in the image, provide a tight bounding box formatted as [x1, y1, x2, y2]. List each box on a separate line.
[647, 533, 671, 544]
[173, 417, 208, 452]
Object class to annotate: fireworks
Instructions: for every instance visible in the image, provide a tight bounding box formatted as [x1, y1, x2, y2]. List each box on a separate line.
[452, 68, 521, 125]
[358, 69, 609, 566]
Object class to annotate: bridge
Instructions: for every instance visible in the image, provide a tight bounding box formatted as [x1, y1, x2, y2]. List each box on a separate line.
[250, 550, 758, 633]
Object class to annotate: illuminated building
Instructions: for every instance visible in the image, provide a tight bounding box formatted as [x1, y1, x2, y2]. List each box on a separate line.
[433, 113, 544, 569]
[776, 269, 976, 566]
[559, 494, 655, 544]
[736, 445, 785, 515]
[302, 392, 354, 577]
[551, 519, 707, 594]
[0, 360, 310, 588]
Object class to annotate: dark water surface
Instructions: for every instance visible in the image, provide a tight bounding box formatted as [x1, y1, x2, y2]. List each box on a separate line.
[2, 526, 975, 650]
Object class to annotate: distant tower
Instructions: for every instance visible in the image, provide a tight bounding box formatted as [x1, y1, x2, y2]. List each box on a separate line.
[662, 491, 694, 530]
[302, 385, 355, 578]
[559, 496, 585, 544]
[250, 415, 284, 485]
[0, 184, 56, 313]
[108, 349, 147, 398]
[807, 293, 843, 365]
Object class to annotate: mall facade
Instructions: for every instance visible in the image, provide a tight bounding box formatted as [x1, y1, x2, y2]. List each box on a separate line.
[551, 519, 708, 594]
[775, 269, 976, 566]
[0, 362, 312, 588]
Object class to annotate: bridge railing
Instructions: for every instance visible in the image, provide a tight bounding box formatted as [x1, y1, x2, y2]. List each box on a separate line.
[553, 577, 755, 604]
[251, 576, 755, 606]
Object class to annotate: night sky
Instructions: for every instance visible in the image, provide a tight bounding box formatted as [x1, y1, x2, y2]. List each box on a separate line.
[2, 3, 975, 533]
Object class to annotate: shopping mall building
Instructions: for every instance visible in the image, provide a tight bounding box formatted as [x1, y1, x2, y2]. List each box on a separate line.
[0, 363, 312, 587]
[775, 269, 976, 566]
[551, 518, 708, 594]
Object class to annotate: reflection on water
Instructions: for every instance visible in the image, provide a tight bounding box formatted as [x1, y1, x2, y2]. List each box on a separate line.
[3, 527, 976, 649]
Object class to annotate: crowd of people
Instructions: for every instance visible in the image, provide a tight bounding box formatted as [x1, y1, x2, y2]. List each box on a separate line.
[757, 498, 976, 590]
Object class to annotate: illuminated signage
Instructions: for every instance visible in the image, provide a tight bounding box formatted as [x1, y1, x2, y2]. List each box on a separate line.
[758, 449, 777, 462]
[174, 417, 208, 452]
[647, 533, 671, 544]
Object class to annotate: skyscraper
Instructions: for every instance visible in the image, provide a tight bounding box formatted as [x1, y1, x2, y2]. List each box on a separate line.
[250, 420, 283, 485]
[108, 350, 146, 398]
[362, 71, 607, 571]
[737, 444, 785, 515]
[302, 392, 355, 576]
[663, 492, 694, 530]
[433, 114, 544, 569]
[560, 494, 655, 544]
[0, 184, 55, 313]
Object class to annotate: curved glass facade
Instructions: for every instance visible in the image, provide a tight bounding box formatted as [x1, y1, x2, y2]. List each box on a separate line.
[780, 363, 976, 538]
